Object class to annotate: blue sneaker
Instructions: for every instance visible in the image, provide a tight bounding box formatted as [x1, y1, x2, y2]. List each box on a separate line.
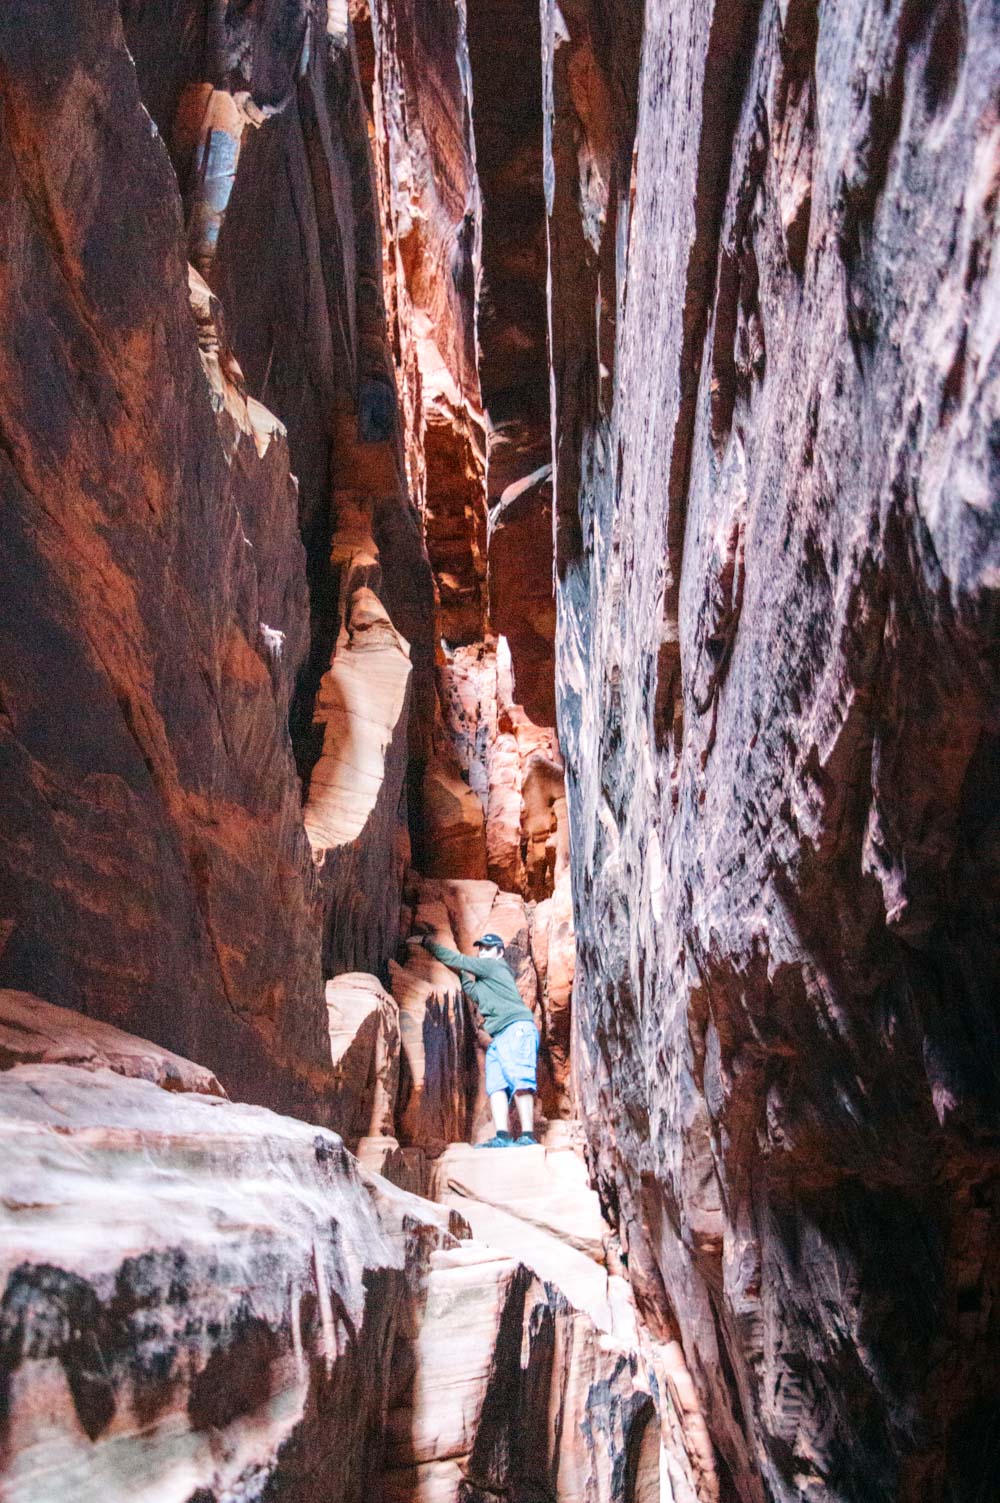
[475, 1131, 514, 1149]
[514, 1133, 538, 1147]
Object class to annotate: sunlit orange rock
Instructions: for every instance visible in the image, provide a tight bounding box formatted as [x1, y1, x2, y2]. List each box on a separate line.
[304, 589, 412, 854]
[326, 972, 401, 1148]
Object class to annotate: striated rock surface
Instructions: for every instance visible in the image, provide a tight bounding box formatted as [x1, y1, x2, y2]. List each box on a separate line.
[0, 0, 327, 1119]
[365, 0, 488, 647]
[304, 578, 414, 978]
[426, 1132, 709, 1503]
[305, 591, 411, 855]
[547, 0, 1000, 1498]
[382, 1237, 665, 1503]
[0, 991, 224, 1098]
[0, 1056, 448, 1503]
[326, 972, 401, 1148]
[129, 0, 438, 985]
[11, 0, 994, 1497]
[0, 1018, 684, 1503]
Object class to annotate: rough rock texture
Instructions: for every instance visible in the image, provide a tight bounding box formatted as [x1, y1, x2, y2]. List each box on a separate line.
[0, 1055, 445, 1503]
[130, 0, 438, 983]
[0, 991, 224, 1098]
[0, 0, 453, 1114]
[0, 0, 329, 1119]
[546, 0, 1000, 1499]
[365, 0, 488, 647]
[0, 1020, 677, 1503]
[25, 0, 998, 1496]
[382, 1238, 662, 1503]
[425, 1128, 728, 1503]
[431, 1134, 626, 1332]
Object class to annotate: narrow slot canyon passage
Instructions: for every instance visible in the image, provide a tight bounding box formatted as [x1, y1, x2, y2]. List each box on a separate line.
[0, 2, 997, 1503]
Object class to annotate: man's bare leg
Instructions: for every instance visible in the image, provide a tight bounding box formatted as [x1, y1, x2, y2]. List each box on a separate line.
[489, 1089, 511, 1135]
[514, 1090, 535, 1136]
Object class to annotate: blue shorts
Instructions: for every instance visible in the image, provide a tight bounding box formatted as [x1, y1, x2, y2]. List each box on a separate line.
[484, 1019, 539, 1096]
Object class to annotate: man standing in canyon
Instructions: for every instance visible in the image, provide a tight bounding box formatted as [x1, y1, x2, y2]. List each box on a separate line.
[416, 930, 540, 1147]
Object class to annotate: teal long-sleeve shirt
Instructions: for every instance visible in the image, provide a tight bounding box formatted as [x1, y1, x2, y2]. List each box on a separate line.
[424, 941, 535, 1037]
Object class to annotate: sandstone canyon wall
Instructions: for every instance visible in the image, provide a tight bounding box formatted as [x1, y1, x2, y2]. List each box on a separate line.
[0, 0, 632, 1498]
[545, 0, 1000, 1498]
[0, 0, 328, 1117]
[1, 0, 998, 1501]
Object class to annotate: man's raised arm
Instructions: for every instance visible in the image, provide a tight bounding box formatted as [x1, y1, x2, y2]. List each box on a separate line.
[421, 937, 495, 977]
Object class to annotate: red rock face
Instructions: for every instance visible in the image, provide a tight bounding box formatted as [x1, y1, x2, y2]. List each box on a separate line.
[364, 0, 489, 647]
[0, 0, 328, 1119]
[467, 0, 556, 725]
[27, 0, 999, 1497]
[0, 0, 452, 1097]
[546, 0, 1000, 1497]
[0, 4, 644, 1499]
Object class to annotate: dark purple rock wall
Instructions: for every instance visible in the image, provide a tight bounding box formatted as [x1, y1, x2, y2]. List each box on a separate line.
[545, 0, 1000, 1497]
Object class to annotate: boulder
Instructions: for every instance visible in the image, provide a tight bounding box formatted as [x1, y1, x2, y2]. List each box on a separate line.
[326, 972, 401, 1147]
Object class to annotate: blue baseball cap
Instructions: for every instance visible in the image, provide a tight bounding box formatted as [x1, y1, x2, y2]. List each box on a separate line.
[473, 933, 504, 950]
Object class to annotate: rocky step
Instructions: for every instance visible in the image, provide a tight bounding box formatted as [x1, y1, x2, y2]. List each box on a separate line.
[0, 1004, 684, 1503]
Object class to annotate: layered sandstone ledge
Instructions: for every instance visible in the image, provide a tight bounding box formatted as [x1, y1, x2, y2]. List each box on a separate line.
[0, 1004, 676, 1503]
